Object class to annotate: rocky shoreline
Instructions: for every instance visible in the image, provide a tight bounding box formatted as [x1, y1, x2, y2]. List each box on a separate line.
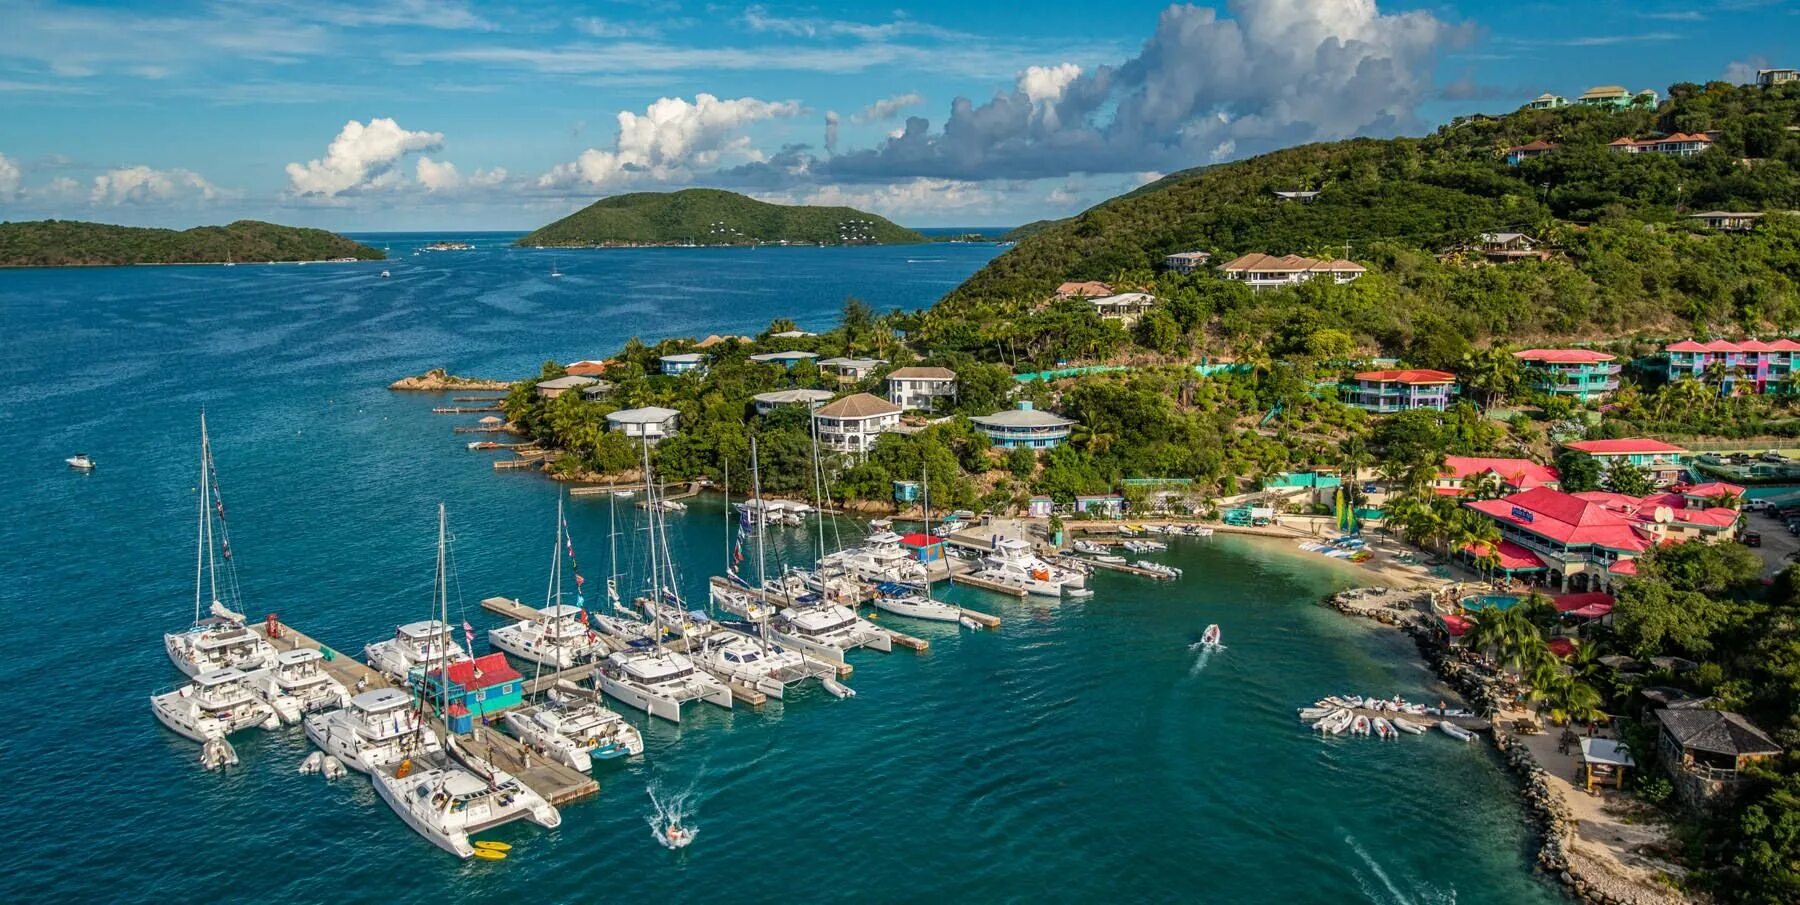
[388, 368, 511, 391]
[1323, 588, 1691, 905]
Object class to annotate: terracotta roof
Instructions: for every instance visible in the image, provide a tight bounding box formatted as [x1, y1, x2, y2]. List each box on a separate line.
[1655, 709, 1782, 758]
[1506, 140, 1558, 153]
[694, 334, 751, 348]
[812, 392, 901, 419]
[1054, 281, 1113, 298]
[565, 360, 612, 376]
[1442, 456, 1560, 490]
[1354, 369, 1456, 384]
[887, 366, 956, 380]
[1220, 252, 1365, 274]
[1514, 349, 1615, 364]
[1563, 438, 1687, 455]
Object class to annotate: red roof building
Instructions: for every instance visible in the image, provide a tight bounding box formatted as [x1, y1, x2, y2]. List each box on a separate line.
[1560, 439, 1688, 487]
[440, 653, 522, 690]
[1435, 456, 1561, 495]
[1665, 339, 1800, 395]
[1344, 370, 1458, 413]
[565, 359, 613, 377]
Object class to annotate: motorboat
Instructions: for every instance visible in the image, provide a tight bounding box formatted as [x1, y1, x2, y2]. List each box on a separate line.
[768, 603, 891, 665]
[1072, 539, 1109, 555]
[150, 667, 278, 743]
[597, 646, 733, 723]
[1313, 708, 1353, 735]
[371, 739, 561, 859]
[488, 604, 606, 669]
[246, 648, 351, 724]
[1392, 716, 1429, 735]
[973, 537, 1085, 597]
[1199, 624, 1222, 647]
[1439, 720, 1476, 742]
[303, 687, 443, 774]
[694, 629, 819, 699]
[380, 270, 391, 278]
[166, 610, 279, 678]
[66, 453, 95, 470]
[1373, 717, 1396, 740]
[200, 737, 238, 771]
[365, 620, 470, 681]
[1351, 714, 1372, 737]
[819, 531, 928, 587]
[1134, 560, 1183, 578]
[502, 692, 643, 771]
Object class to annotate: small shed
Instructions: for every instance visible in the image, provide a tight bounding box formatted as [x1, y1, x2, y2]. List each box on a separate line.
[899, 532, 946, 564]
[893, 480, 920, 503]
[1027, 496, 1054, 518]
[421, 653, 522, 733]
[1074, 494, 1124, 518]
[1579, 738, 1635, 792]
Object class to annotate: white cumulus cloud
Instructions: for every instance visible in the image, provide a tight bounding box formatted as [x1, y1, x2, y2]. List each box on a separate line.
[853, 92, 925, 123]
[89, 166, 220, 205]
[285, 117, 444, 197]
[0, 153, 20, 198]
[1018, 63, 1081, 104]
[415, 156, 507, 192]
[540, 93, 801, 189]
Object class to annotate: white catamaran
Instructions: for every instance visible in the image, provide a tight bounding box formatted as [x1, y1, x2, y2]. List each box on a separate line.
[490, 496, 609, 669]
[150, 666, 279, 744]
[503, 686, 644, 772]
[972, 536, 1087, 597]
[304, 686, 442, 774]
[365, 620, 471, 681]
[164, 414, 277, 678]
[246, 648, 351, 724]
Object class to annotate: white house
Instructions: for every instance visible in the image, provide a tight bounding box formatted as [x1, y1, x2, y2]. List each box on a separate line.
[1087, 292, 1156, 325]
[816, 356, 887, 382]
[605, 406, 681, 442]
[812, 393, 902, 458]
[752, 388, 836, 414]
[1163, 250, 1212, 274]
[1219, 253, 1365, 291]
[659, 353, 707, 376]
[1272, 190, 1320, 203]
[885, 366, 958, 412]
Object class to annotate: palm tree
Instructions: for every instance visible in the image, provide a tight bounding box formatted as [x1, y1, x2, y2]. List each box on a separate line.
[1462, 470, 1504, 501]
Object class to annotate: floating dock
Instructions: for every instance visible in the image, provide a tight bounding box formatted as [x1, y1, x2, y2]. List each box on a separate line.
[948, 571, 1028, 597]
[1055, 554, 1176, 581]
[493, 457, 544, 470]
[431, 405, 503, 414]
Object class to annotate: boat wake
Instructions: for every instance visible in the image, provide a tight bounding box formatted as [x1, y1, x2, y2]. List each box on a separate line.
[647, 780, 699, 850]
[1187, 645, 1215, 676]
[1344, 834, 1455, 905]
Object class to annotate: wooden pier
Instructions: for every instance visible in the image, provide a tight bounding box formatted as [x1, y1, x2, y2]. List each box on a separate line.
[453, 425, 512, 434]
[1056, 554, 1176, 581]
[493, 457, 545, 470]
[451, 395, 507, 402]
[949, 571, 1029, 597]
[253, 615, 598, 806]
[432, 405, 503, 414]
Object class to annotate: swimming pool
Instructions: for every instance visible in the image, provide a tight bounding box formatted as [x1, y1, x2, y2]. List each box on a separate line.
[1461, 594, 1521, 612]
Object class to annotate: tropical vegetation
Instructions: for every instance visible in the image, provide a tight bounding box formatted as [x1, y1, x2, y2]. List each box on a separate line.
[0, 219, 383, 267]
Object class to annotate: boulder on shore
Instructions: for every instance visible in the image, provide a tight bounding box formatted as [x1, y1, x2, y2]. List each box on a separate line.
[388, 368, 510, 391]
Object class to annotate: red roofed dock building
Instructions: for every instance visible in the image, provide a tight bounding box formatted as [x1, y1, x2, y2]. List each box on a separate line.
[1665, 339, 1800, 394]
[1343, 369, 1457, 413]
[420, 653, 524, 733]
[1561, 438, 1689, 487]
[1514, 349, 1620, 400]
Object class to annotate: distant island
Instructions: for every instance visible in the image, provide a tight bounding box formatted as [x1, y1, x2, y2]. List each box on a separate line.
[516, 188, 927, 247]
[0, 219, 384, 267]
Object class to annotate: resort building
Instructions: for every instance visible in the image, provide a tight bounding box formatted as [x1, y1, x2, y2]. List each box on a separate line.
[815, 357, 887, 382]
[1576, 85, 1657, 108]
[565, 359, 612, 377]
[1686, 211, 1764, 232]
[752, 388, 835, 414]
[1655, 708, 1782, 806]
[1163, 250, 1212, 274]
[1514, 349, 1621, 400]
[1218, 253, 1365, 291]
[1608, 133, 1715, 156]
[1756, 68, 1797, 88]
[1560, 438, 1689, 487]
[1086, 292, 1157, 325]
[1524, 93, 1568, 110]
[1271, 190, 1319, 203]
[1342, 369, 1457, 413]
[970, 401, 1076, 449]
[605, 406, 681, 442]
[811, 393, 902, 458]
[886, 366, 958, 412]
[535, 375, 599, 399]
[1053, 280, 1113, 299]
[1434, 456, 1561, 495]
[659, 353, 707, 376]
[421, 653, 523, 734]
[1664, 339, 1799, 393]
[748, 350, 821, 368]
[1504, 140, 1558, 165]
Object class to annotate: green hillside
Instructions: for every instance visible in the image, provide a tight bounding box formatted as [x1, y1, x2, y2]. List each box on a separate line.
[0, 219, 383, 267]
[928, 81, 1800, 369]
[518, 188, 926, 246]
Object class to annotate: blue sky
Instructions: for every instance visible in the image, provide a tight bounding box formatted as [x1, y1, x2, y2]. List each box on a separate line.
[0, 0, 1792, 230]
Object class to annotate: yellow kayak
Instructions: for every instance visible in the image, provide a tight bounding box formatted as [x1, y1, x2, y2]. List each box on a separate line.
[473, 841, 512, 852]
[471, 848, 506, 861]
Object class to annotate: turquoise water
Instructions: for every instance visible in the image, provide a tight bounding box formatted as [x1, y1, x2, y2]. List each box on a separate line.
[2, 237, 1561, 903]
[1463, 595, 1523, 612]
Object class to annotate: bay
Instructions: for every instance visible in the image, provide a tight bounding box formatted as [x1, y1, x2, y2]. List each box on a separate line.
[0, 235, 1559, 903]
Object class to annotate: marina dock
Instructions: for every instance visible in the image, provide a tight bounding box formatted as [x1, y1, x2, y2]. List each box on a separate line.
[493, 457, 545, 470]
[1054, 554, 1176, 580]
[948, 570, 1028, 597]
[432, 405, 503, 414]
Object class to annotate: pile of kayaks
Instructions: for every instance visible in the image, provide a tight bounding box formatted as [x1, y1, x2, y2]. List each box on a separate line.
[1297, 693, 1480, 743]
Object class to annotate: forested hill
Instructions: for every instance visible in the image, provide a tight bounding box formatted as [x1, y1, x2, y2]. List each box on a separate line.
[0, 219, 383, 267]
[518, 188, 927, 246]
[927, 81, 1800, 367]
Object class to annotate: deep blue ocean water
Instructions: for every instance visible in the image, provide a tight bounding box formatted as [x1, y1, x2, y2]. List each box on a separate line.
[1, 235, 1561, 903]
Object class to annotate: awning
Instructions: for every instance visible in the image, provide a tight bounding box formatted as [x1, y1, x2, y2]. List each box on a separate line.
[1547, 637, 1578, 658]
[1553, 592, 1615, 616]
[1441, 614, 1474, 637]
[1608, 559, 1638, 576]
[1464, 540, 1547, 571]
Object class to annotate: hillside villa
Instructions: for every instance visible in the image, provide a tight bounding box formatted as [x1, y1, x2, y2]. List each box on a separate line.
[1560, 438, 1689, 487]
[752, 388, 835, 414]
[1608, 133, 1715, 156]
[605, 406, 680, 442]
[1577, 85, 1658, 108]
[886, 366, 957, 412]
[1756, 68, 1797, 88]
[1524, 93, 1567, 110]
[970, 401, 1076, 449]
[1504, 140, 1558, 165]
[1655, 708, 1783, 805]
[1433, 456, 1561, 495]
[816, 356, 886, 382]
[1272, 190, 1319, 203]
[1665, 339, 1798, 393]
[1087, 292, 1157, 325]
[1514, 349, 1621, 400]
[749, 350, 821, 368]
[1461, 482, 1742, 592]
[1218, 253, 1365, 291]
[1687, 211, 1764, 232]
[1472, 232, 1551, 264]
[659, 353, 707, 376]
[1342, 369, 1457, 413]
[1054, 280, 1113, 299]
[812, 393, 902, 458]
[535, 375, 599, 399]
[1163, 250, 1212, 274]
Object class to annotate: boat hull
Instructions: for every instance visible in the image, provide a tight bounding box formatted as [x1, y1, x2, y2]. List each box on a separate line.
[599, 676, 685, 723]
[872, 598, 963, 623]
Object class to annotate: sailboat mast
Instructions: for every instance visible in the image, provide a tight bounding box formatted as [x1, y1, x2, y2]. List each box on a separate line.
[436, 503, 450, 719]
[607, 482, 620, 611]
[201, 417, 220, 612]
[750, 437, 773, 653]
[640, 438, 665, 651]
[922, 465, 935, 603]
[194, 414, 208, 624]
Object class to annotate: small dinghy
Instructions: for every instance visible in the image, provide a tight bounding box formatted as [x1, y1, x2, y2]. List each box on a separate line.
[1298, 706, 1334, 721]
[1391, 716, 1428, 735]
[1198, 624, 1222, 647]
[1351, 715, 1371, 737]
[298, 751, 324, 774]
[659, 823, 697, 850]
[1315, 708, 1353, 734]
[1373, 717, 1396, 740]
[199, 737, 238, 772]
[1438, 720, 1476, 743]
[321, 755, 347, 779]
[66, 453, 96, 470]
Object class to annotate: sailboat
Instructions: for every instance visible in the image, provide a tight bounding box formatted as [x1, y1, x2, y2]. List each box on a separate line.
[549, 257, 562, 278]
[164, 413, 278, 678]
[595, 440, 733, 723]
[488, 495, 607, 669]
[872, 467, 978, 628]
[370, 505, 561, 858]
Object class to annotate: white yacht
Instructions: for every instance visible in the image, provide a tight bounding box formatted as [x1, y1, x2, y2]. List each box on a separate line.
[694, 629, 822, 699]
[488, 604, 605, 669]
[502, 691, 643, 771]
[165, 415, 277, 677]
[871, 591, 967, 625]
[365, 620, 470, 681]
[769, 604, 891, 665]
[709, 581, 772, 620]
[371, 740, 561, 859]
[973, 537, 1086, 597]
[166, 612, 278, 678]
[820, 531, 928, 587]
[598, 646, 733, 723]
[304, 686, 442, 773]
[246, 648, 351, 724]
[150, 667, 278, 743]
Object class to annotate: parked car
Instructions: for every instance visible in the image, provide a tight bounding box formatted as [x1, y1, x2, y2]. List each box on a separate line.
[1362, 482, 1379, 494]
[1748, 499, 1771, 512]
[1745, 530, 1762, 547]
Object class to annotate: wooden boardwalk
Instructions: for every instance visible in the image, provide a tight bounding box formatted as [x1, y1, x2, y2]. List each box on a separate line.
[1055, 554, 1176, 581]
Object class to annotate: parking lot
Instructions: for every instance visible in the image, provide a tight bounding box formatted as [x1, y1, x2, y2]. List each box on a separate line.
[1746, 505, 1800, 577]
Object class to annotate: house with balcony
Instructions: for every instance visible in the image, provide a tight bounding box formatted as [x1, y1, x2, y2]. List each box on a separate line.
[535, 375, 599, 399]
[1475, 232, 1551, 264]
[1053, 280, 1113, 299]
[1577, 85, 1657, 108]
[1524, 92, 1568, 110]
[752, 388, 835, 414]
[1504, 140, 1558, 165]
[1514, 349, 1621, 400]
[1271, 190, 1319, 203]
[1608, 132, 1715, 156]
[886, 366, 957, 412]
[816, 356, 886, 382]
[1757, 68, 1797, 88]
[1560, 438, 1689, 487]
[1655, 708, 1782, 807]
[1342, 369, 1457, 413]
[970, 401, 1076, 449]
[811, 393, 902, 458]
[1665, 339, 1799, 393]
[748, 350, 821, 368]
[605, 406, 680, 442]
[1087, 292, 1157, 325]
[1463, 487, 1656, 592]
[1163, 250, 1212, 274]
[1686, 211, 1764, 232]
[659, 353, 708, 376]
[1434, 456, 1561, 495]
[1219, 253, 1365, 291]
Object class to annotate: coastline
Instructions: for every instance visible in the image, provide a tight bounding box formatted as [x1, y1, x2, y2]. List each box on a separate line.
[388, 369, 512, 392]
